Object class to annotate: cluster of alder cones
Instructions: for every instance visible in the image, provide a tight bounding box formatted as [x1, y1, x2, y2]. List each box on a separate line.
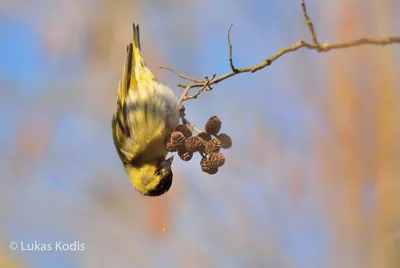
[165, 116, 232, 174]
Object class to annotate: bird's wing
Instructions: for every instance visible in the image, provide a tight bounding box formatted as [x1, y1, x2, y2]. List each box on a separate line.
[111, 115, 130, 164]
[115, 23, 142, 137]
[113, 24, 140, 163]
[112, 23, 168, 165]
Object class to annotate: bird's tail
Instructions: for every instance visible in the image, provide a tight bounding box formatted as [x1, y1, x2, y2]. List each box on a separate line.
[117, 23, 142, 107]
[127, 23, 146, 90]
[127, 23, 142, 90]
[132, 23, 141, 52]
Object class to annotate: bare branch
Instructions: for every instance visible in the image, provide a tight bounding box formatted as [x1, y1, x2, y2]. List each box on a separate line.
[181, 117, 202, 134]
[301, 0, 320, 47]
[178, 74, 216, 106]
[314, 36, 400, 51]
[161, 0, 400, 105]
[159, 65, 205, 83]
[178, 85, 193, 106]
[227, 24, 238, 73]
[182, 74, 216, 102]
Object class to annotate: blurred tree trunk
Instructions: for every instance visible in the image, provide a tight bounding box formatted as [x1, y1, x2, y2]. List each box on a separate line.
[322, 0, 400, 267]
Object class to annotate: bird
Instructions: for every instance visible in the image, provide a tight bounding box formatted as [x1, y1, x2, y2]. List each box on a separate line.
[112, 23, 179, 196]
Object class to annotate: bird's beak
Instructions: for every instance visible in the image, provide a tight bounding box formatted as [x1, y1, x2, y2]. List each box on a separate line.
[166, 155, 174, 166]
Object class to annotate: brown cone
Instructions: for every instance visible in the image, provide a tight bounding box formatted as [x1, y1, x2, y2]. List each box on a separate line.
[178, 148, 193, 161]
[170, 131, 185, 146]
[218, 133, 232, 149]
[175, 124, 192, 138]
[200, 158, 218, 174]
[185, 136, 205, 152]
[197, 132, 212, 142]
[205, 138, 222, 153]
[165, 142, 178, 152]
[205, 116, 221, 135]
[208, 152, 225, 168]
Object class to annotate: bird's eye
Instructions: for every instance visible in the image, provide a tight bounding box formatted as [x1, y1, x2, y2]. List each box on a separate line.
[155, 170, 161, 176]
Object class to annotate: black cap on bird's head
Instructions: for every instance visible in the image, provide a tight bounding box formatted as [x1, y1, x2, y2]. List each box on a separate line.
[145, 156, 174, 197]
[160, 155, 174, 169]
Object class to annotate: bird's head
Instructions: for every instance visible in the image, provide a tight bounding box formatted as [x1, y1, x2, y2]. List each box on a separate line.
[126, 156, 174, 196]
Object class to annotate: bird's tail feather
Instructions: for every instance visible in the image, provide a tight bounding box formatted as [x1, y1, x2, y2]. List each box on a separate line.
[133, 23, 141, 51]
[128, 23, 141, 90]
[117, 42, 134, 108]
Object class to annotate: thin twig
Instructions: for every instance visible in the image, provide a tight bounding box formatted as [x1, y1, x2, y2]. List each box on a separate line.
[165, 36, 400, 91]
[178, 85, 193, 106]
[160, 0, 400, 103]
[181, 116, 202, 133]
[183, 74, 216, 101]
[227, 24, 238, 72]
[301, 0, 320, 47]
[159, 65, 205, 83]
[160, 0, 400, 141]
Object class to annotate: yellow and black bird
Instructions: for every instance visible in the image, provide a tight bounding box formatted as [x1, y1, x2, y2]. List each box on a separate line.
[112, 23, 179, 196]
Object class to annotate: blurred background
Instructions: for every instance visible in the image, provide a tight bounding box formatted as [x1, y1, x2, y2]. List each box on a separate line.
[1, 0, 400, 267]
